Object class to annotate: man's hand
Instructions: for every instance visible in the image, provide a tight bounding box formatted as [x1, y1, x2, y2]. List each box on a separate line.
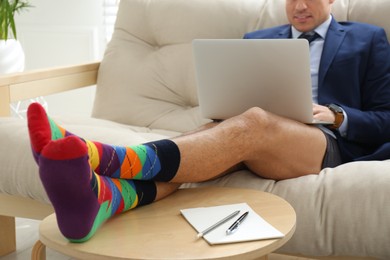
[313, 103, 335, 123]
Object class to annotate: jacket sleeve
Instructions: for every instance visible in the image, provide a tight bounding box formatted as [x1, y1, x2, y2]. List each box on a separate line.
[342, 28, 390, 145]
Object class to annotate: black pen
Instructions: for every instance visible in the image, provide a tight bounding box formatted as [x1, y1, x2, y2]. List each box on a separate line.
[226, 211, 249, 235]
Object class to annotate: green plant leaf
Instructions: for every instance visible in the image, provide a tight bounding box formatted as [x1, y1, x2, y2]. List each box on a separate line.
[0, 0, 33, 40]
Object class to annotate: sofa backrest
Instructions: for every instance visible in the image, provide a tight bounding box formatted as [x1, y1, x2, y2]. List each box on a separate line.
[93, 0, 390, 133]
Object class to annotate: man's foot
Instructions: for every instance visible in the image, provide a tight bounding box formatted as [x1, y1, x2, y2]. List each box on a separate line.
[37, 135, 158, 242]
[27, 103, 181, 181]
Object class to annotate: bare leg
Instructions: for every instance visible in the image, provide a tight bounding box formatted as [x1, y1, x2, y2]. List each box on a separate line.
[155, 182, 181, 200]
[171, 107, 327, 182]
[178, 121, 218, 136]
[26, 103, 326, 244]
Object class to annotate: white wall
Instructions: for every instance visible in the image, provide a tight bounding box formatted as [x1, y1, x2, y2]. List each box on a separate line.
[14, 0, 106, 117]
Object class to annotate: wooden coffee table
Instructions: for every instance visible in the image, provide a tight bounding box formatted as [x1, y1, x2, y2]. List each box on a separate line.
[32, 187, 296, 260]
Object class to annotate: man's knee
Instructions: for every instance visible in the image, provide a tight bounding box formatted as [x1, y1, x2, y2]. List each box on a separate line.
[240, 107, 273, 129]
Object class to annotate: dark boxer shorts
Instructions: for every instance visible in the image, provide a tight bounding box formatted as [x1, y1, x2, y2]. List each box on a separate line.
[321, 131, 343, 169]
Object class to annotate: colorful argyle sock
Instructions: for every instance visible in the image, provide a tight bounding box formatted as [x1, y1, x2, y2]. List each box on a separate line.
[27, 103, 180, 182]
[37, 135, 157, 242]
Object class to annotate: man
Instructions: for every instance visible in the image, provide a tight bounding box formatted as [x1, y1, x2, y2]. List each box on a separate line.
[173, 0, 390, 180]
[27, 0, 390, 242]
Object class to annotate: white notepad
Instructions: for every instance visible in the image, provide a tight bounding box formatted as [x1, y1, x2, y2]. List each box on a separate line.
[180, 203, 284, 244]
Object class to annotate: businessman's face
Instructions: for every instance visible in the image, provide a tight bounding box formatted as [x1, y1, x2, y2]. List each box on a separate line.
[286, 0, 335, 32]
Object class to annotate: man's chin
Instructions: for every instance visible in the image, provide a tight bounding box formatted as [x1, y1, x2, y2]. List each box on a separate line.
[292, 17, 316, 32]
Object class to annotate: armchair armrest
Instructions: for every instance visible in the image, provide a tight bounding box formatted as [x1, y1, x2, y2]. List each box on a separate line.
[0, 62, 100, 117]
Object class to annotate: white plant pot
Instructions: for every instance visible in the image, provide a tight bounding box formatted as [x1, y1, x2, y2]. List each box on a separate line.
[0, 39, 25, 75]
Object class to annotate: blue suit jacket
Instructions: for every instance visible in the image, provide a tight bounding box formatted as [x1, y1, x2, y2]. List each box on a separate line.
[244, 18, 390, 162]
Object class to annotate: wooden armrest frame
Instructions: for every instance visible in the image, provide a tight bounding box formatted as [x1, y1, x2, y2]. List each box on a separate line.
[0, 61, 100, 117]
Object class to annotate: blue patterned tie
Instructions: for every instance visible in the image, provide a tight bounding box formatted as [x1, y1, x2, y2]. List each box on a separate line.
[299, 31, 320, 43]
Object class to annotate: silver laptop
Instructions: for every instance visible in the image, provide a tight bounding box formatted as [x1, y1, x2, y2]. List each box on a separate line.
[192, 39, 328, 124]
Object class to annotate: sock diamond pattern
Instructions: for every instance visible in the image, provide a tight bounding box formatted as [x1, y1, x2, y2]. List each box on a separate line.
[26, 103, 179, 242]
[27, 102, 180, 181]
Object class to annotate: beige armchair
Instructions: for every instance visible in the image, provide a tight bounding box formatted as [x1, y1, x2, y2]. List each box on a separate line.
[1, 0, 390, 259]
